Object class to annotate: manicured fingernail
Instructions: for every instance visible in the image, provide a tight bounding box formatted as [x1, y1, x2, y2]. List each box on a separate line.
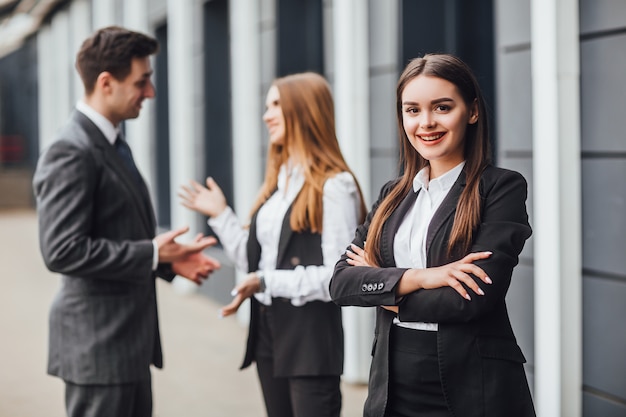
[230, 289, 238, 296]
[485, 276, 492, 284]
[485, 251, 493, 255]
[217, 310, 224, 318]
[477, 288, 485, 296]
[465, 294, 471, 301]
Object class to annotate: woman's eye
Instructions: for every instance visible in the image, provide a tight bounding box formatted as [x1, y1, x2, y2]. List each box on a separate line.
[435, 104, 451, 112]
[404, 107, 419, 114]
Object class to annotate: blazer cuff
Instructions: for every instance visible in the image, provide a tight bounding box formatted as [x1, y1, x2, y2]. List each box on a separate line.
[151, 239, 159, 270]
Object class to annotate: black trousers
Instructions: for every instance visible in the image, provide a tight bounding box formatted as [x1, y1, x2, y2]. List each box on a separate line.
[255, 304, 342, 417]
[384, 326, 452, 417]
[65, 374, 152, 417]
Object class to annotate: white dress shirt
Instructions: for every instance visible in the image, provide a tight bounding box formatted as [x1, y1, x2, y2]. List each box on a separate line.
[209, 163, 362, 306]
[393, 161, 465, 331]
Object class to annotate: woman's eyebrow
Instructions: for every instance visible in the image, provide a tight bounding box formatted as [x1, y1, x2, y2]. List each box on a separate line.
[402, 97, 454, 106]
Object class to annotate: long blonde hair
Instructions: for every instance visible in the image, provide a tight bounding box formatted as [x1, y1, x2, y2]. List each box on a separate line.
[250, 72, 366, 232]
[365, 54, 492, 265]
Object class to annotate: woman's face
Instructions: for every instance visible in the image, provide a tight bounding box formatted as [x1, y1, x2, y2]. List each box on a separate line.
[263, 85, 286, 145]
[401, 75, 478, 177]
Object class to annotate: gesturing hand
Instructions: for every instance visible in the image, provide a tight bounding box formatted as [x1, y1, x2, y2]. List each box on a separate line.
[219, 273, 261, 317]
[179, 177, 227, 217]
[155, 226, 218, 263]
[172, 234, 221, 284]
[398, 251, 493, 300]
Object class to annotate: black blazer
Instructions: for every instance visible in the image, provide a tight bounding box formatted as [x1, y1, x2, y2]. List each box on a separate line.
[33, 111, 175, 384]
[330, 166, 535, 417]
[241, 206, 344, 378]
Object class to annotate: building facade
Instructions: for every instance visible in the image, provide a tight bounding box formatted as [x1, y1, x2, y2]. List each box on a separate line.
[0, 0, 624, 415]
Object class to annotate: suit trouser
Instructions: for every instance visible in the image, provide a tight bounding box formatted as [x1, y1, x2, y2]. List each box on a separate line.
[254, 304, 341, 417]
[64, 374, 152, 417]
[384, 325, 451, 417]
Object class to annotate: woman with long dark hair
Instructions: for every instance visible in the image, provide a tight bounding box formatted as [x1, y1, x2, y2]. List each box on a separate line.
[330, 54, 535, 417]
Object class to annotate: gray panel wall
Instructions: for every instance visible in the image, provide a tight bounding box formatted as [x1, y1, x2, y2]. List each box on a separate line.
[579, 2, 626, 409]
[495, 0, 626, 414]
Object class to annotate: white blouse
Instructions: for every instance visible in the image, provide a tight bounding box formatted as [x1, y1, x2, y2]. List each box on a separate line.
[208, 163, 362, 306]
[393, 161, 465, 331]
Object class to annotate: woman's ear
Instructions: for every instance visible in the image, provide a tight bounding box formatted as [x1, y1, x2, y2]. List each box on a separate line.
[468, 99, 479, 124]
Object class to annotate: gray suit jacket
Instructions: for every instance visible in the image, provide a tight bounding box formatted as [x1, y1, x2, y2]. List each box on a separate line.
[33, 110, 175, 385]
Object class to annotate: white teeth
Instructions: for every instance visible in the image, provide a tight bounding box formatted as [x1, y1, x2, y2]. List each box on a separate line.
[420, 133, 444, 141]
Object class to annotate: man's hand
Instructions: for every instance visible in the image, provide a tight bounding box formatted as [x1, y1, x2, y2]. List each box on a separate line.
[155, 226, 217, 263]
[172, 251, 221, 285]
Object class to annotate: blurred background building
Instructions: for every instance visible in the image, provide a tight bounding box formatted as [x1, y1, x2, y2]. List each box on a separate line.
[0, 1, 624, 416]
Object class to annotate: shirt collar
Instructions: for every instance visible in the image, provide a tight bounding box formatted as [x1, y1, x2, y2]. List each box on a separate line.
[412, 161, 466, 193]
[76, 101, 119, 145]
[277, 162, 303, 191]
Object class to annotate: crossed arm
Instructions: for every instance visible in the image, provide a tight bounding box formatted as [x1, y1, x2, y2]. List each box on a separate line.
[331, 170, 531, 323]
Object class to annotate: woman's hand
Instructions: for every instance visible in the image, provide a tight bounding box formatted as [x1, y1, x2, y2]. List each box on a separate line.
[219, 272, 262, 317]
[346, 243, 373, 267]
[398, 251, 493, 300]
[179, 177, 227, 217]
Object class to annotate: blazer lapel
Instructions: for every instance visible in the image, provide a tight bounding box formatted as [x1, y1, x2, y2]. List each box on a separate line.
[247, 211, 262, 272]
[276, 205, 294, 267]
[74, 112, 155, 236]
[425, 170, 466, 255]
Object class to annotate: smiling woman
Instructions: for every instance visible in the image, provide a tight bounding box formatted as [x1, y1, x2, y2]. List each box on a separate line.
[179, 72, 367, 417]
[329, 54, 535, 417]
[400, 75, 479, 178]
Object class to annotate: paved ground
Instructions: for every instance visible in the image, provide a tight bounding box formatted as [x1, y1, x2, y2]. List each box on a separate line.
[0, 210, 367, 417]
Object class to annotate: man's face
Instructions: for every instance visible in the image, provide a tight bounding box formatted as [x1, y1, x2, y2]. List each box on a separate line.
[107, 57, 155, 124]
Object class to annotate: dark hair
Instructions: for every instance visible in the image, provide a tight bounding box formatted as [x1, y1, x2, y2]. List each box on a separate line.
[365, 53, 492, 264]
[76, 26, 158, 94]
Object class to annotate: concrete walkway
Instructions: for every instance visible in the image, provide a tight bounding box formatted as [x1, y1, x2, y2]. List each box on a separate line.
[0, 210, 367, 417]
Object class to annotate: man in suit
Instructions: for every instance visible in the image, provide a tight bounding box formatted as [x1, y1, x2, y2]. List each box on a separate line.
[33, 26, 220, 417]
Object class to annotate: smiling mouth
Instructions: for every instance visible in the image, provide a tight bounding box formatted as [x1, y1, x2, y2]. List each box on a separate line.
[419, 133, 445, 142]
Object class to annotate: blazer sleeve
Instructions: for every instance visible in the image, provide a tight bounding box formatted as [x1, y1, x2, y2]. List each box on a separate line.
[329, 179, 408, 307]
[397, 169, 532, 323]
[33, 140, 154, 282]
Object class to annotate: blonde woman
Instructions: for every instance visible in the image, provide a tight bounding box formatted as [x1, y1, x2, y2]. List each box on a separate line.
[180, 72, 366, 417]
